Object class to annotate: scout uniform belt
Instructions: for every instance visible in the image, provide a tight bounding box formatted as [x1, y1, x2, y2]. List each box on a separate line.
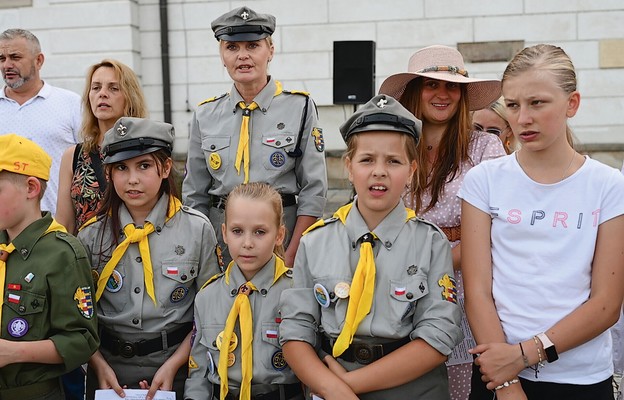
[213, 382, 303, 400]
[321, 335, 411, 365]
[100, 322, 192, 358]
[210, 194, 297, 210]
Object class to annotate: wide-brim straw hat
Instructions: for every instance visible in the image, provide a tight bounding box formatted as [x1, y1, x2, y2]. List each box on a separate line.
[379, 45, 501, 111]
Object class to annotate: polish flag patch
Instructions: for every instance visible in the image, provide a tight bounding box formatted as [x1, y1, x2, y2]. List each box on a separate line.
[266, 330, 278, 339]
[167, 267, 179, 275]
[266, 138, 276, 143]
[394, 287, 406, 296]
[8, 294, 20, 303]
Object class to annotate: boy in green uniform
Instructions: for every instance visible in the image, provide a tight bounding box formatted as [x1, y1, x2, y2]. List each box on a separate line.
[0, 134, 99, 399]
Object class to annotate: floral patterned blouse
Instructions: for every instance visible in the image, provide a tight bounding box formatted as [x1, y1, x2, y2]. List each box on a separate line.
[71, 144, 106, 231]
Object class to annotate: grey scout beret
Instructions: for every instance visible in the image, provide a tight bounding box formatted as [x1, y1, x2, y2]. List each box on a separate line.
[211, 6, 276, 42]
[339, 94, 422, 143]
[102, 117, 175, 164]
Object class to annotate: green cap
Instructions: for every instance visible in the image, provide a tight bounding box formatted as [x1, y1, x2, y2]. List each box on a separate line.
[102, 117, 174, 164]
[211, 6, 276, 41]
[339, 94, 422, 143]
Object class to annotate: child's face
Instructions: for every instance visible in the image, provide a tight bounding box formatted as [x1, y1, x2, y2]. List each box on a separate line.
[110, 154, 171, 222]
[222, 197, 285, 281]
[346, 132, 416, 229]
[420, 78, 461, 125]
[503, 69, 579, 151]
[0, 175, 29, 234]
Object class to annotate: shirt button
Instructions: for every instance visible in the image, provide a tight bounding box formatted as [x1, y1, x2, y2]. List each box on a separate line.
[20, 248, 29, 256]
[19, 305, 26, 313]
[181, 274, 188, 281]
[132, 318, 139, 325]
[210, 144, 216, 150]
[260, 288, 268, 296]
[231, 289, 237, 296]
[134, 287, 141, 294]
[156, 226, 162, 233]
[406, 292, 414, 300]
[385, 241, 392, 248]
[135, 256, 142, 263]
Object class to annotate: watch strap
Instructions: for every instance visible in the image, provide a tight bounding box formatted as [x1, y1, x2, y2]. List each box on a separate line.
[536, 332, 559, 363]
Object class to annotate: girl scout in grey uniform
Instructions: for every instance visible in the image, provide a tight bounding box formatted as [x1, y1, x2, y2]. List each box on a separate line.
[185, 183, 302, 400]
[279, 95, 463, 400]
[78, 117, 220, 399]
[182, 6, 327, 267]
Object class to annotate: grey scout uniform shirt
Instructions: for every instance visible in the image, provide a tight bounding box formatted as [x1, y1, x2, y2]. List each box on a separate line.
[0, 213, 99, 389]
[279, 202, 462, 398]
[279, 200, 462, 353]
[78, 194, 220, 334]
[185, 256, 298, 400]
[182, 77, 327, 219]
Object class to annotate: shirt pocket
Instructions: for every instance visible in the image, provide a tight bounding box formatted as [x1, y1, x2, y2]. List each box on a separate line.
[388, 275, 429, 329]
[315, 277, 350, 337]
[261, 133, 296, 171]
[201, 136, 231, 177]
[4, 291, 47, 339]
[99, 264, 129, 315]
[159, 259, 199, 307]
[200, 324, 224, 377]
[260, 321, 288, 371]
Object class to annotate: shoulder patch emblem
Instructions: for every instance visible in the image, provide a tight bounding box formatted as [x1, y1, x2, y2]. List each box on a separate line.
[311, 127, 325, 152]
[74, 286, 94, 319]
[438, 274, 458, 304]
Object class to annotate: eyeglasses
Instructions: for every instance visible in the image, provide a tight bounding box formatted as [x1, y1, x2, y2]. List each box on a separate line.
[473, 123, 506, 137]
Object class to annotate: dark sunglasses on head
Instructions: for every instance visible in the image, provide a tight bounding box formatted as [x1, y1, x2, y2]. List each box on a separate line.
[473, 123, 503, 136]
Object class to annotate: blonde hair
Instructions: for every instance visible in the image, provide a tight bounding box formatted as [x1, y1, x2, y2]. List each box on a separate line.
[224, 182, 285, 258]
[81, 59, 148, 153]
[502, 44, 577, 147]
[484, 96, 516, 154]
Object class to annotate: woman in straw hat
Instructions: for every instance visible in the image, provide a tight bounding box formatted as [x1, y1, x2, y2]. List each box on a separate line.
[379, 45, 505, 400]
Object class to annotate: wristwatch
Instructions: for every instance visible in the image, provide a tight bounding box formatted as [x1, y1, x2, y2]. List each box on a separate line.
[536, 332, 559, 363]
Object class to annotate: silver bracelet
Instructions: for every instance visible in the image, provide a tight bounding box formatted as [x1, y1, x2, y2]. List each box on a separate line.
[494, 378, 520, 391]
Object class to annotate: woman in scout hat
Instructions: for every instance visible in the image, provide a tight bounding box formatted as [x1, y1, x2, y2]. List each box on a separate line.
[182, 6, 328, 268]
[77, 117, 220, 400]
[280, 94, 462, 400]
[379, 45, 506, 400]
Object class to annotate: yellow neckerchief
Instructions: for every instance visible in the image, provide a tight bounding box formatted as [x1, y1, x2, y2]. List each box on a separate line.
[0, 219, 66, 328]
[95, 196, 182, 306]
[219, 255, 287, 400]
[313, 203, 415, 356]
[233, 81, 284, 184]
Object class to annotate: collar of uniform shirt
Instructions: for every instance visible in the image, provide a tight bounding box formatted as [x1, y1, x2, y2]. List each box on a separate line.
[343, 200, 414, 250]
[228, 77, 283, 113]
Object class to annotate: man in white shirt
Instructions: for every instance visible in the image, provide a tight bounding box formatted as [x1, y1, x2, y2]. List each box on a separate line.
[0, 28, 81, 215]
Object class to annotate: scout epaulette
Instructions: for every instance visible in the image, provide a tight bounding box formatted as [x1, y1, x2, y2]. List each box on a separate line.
[303, 216, 339, 235]
[283, 89, 310, 97]
[78, 214, 107, 232]
[198, 92, 227, 106]
[412, 215, 447, 237]
[200, 272, 225, 290]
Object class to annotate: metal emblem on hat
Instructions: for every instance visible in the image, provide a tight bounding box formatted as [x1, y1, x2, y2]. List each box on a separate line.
[170, 286, 189, 303]
[376, 97, 388, 108]
[313, 283, 331, 308]
[8, 317, 29, 338]
[271, 350, 288, 371]
[270, 151, 286, 168]
[117, 123, 128, 136]
[105, 270, 123, 293]
[240, 10, 249, 20]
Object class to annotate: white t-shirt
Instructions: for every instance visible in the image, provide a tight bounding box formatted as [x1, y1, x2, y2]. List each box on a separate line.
[0, 82, 81, 215]
[459, 154, 624, 384]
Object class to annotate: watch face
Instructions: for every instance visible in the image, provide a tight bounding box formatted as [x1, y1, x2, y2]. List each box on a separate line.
[544, 345, 559, 363]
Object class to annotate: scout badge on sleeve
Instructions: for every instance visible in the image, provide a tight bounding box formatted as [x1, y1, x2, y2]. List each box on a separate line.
[438, 274, 458, 304]
[8, 317, 29, 337]
[269, 151, 286, 168]
[311, 127, 325, 152]
[74, 286, 95, 318]
[271, 350, 288, 371]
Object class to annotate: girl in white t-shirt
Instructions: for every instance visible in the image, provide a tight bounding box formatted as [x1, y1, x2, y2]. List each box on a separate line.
[459, 44, 624, 400]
